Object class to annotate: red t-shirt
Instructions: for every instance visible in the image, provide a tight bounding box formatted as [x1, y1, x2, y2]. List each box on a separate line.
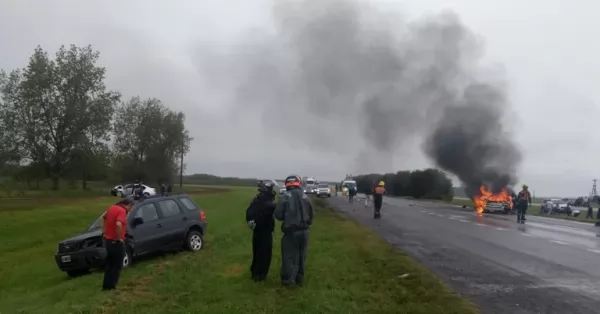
[103, 205, 127, 241]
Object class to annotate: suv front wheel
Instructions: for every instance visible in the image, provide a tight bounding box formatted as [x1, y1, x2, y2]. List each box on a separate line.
[186, 231, 204, 252]
[123, 248, 132, 268]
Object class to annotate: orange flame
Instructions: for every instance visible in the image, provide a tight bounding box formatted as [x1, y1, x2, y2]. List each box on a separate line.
[472, 185, 513, 214]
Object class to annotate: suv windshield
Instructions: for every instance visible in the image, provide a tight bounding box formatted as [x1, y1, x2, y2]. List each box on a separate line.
[305, 179, 315, 185]
[318, 184, 328, 188]
[88, 214, 105, 230]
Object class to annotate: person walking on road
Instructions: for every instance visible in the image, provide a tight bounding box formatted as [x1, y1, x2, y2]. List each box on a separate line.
[586, 206, 594, 219]
[101, 196, 134, 290]
[516, 184, 532, 223]
[245, 181, 276, 282]
[274, 175, 314, 287]
[373, 181, 386, 219]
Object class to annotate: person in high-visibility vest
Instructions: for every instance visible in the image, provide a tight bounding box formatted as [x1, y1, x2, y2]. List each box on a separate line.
[516, 184, 532, 223]
[373, 181, 386, 219]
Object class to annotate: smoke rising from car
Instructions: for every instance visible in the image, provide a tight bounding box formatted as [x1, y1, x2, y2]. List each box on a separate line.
[193, 0, 521, 188]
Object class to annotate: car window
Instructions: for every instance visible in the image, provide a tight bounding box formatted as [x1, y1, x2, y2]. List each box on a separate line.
[318, 184, 328, 188]
[178, 197, 198, 211]
[158, 200, 183, 218]
[134, 203, 159, 222]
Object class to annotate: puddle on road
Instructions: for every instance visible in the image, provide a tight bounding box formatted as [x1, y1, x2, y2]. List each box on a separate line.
[520, 226, 600, 249]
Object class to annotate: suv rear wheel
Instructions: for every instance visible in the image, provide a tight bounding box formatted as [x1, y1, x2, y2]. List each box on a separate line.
[186, 231, 203, 252]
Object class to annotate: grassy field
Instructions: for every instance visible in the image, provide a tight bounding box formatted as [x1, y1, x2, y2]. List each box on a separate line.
[0, 186, 477, 314]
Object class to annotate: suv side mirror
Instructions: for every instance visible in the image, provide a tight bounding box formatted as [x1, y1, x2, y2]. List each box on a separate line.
[132, 217, 144, 227]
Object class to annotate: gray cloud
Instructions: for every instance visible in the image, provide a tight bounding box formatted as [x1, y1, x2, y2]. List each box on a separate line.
[192, 0, 521, 195]
[1, 0, 599, 197]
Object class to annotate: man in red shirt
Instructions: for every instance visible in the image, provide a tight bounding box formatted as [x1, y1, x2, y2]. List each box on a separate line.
[101, 196, 134, 290]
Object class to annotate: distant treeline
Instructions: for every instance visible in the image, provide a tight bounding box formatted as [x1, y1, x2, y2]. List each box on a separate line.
[353, 168, 454, 201]
[182, 174, 258, 187]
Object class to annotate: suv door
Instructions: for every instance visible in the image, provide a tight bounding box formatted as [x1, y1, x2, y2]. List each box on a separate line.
[130, 202, 162, 254]
[156, 199, 186, 247]
[123, 184, 134, 196]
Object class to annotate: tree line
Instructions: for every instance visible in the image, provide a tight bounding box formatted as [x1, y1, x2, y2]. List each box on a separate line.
[0, 45, 192, 190]
[353, 168, 454, 200]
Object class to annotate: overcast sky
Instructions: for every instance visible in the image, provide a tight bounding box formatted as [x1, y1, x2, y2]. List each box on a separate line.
[0, 0, 597, 197]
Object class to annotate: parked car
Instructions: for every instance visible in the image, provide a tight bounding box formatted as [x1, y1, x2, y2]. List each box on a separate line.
[552, 200, 572, 215]
[315, 184, 331, 198]
[54, 193, 207, 277]
[111, 184, 156, 197]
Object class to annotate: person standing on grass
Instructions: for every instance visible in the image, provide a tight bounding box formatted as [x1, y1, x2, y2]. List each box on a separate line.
[245, 181, 277, 282]
[101, 196, 134, 291]
[274, 174, 314, 287]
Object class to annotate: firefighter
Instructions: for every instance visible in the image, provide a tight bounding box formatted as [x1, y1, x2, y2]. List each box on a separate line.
[246, 181, 276, 281]
[373, 181, 386, 219]
[516, 184, 532, 223]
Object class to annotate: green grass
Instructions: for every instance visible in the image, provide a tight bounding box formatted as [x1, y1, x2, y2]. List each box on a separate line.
[0, 188, 477, 314]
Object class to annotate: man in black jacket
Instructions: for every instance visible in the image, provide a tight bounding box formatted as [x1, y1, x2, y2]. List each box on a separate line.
[246, 181, 276, 281]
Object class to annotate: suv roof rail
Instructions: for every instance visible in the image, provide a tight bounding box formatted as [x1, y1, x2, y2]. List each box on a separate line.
[134, 192, 188, 202]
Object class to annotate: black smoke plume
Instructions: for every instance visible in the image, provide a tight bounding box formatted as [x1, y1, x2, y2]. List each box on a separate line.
[193, 0, 522, 191]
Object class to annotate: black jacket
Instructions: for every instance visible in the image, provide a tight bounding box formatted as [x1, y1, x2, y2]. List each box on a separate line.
[246, 193, 276, 233]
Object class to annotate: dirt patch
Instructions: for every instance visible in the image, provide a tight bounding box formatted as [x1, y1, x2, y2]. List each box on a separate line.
[222, 263, 245, 277]
[94, 261, 174, 313]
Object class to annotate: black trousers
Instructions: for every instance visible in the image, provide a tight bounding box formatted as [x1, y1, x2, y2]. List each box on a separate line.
[250, 231, 273, 281]
[373, 195, 383, 214]
[102, 240, 125, 290]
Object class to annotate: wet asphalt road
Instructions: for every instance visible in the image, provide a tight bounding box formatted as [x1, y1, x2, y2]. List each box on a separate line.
[327, 195, 600, 314]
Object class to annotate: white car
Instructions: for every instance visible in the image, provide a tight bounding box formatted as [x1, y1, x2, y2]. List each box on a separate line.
[111, 184, 157, 197]
[484, 201, 510, 214]
[315, 184, 331, 198]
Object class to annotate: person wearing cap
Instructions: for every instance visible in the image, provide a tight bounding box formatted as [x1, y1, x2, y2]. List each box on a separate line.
[373, 181, 386, 219]
[101, 196, 135, 290]
[274, 174, 314, 287]
[516, 184, 532, 223]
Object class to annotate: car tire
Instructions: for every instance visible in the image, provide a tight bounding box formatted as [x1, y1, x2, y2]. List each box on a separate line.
[66, 269, 89, 277]
[185, 231, 204, 252]
[143, 192, 150, 197]
[116, 191, 123, 197]
[123, 247, 133, 268]
[327, 194, 331, 198]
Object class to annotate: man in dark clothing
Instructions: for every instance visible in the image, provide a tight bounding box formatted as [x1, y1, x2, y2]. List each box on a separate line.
[516, 184, 532, 223]
[587, 206, 594, 219]
[245, 181, 276, 281]
[132, 180, 144, 200]
[160, 183, 167, 196]
[274, 174, 314, 287]
[373, 181, 386, 219]
[101, 196, 134, 290]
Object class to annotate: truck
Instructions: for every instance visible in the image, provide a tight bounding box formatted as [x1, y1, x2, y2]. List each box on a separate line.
[302, 176, 317, 194]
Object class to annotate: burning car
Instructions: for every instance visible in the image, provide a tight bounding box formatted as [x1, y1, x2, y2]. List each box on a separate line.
[473, 185, 514, 215]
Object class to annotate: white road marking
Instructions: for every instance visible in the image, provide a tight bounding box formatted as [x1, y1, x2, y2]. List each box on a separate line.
[522, 233, 534, 237]
[587, 249, 600, 254]
[459, 219, 469, 223]
[420, 210, 426, 213]
[428, 213, 436, 215]
[436, 214, 445, 217]
[495, 227, 506, 231]
[475, 223, 485, 227]
[550, 240, 569, 245]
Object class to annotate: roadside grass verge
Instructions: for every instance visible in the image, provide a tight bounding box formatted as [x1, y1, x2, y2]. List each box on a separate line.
[0, 188, 477, 314]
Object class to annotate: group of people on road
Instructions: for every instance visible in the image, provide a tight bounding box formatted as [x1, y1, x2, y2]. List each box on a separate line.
[245, 175, 314, 287]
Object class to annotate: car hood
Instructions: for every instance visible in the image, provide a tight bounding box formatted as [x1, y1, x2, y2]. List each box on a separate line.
[60, 229, 103, 244]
